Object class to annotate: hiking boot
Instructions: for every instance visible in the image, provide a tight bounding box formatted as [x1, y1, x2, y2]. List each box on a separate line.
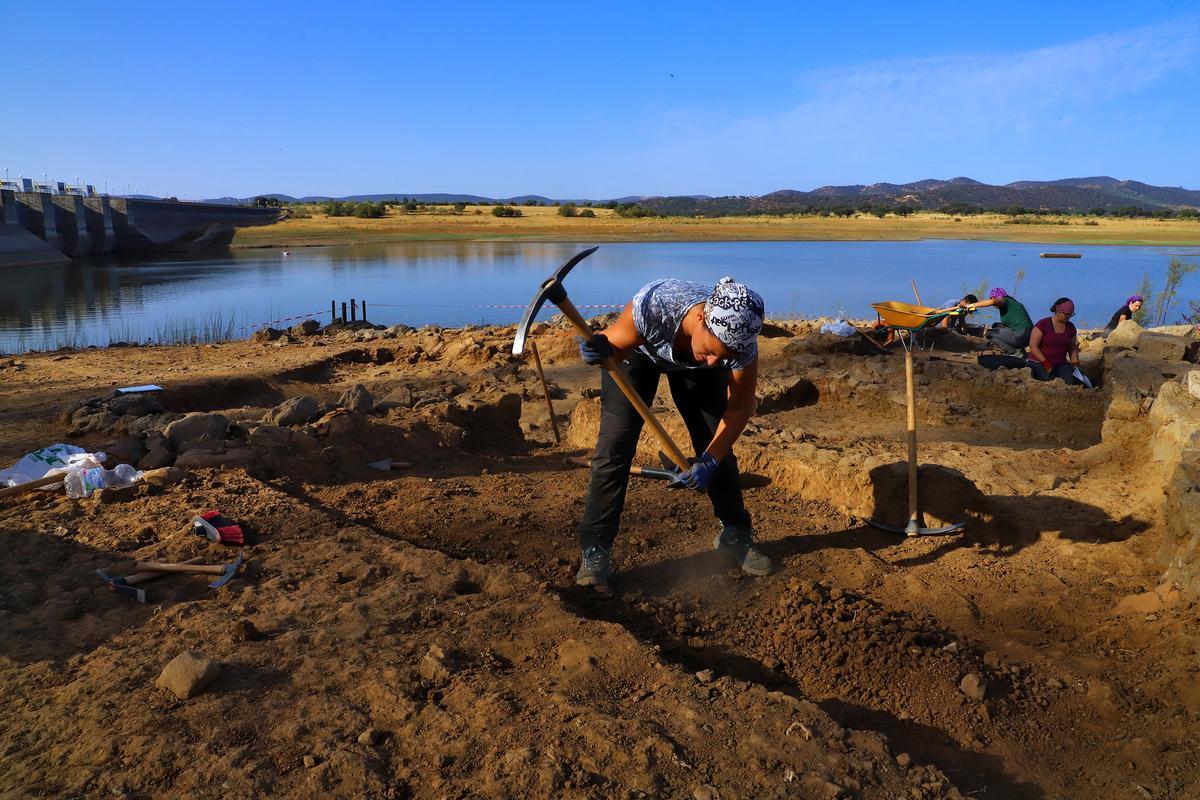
[713, 526, 774, 576]
[575, 545, 613, 587]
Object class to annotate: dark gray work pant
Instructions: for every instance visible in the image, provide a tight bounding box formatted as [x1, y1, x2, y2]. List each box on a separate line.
[576, 351, 752, 551]
[986, 324, 1031, 354]
[1028, 361, 1084, 385]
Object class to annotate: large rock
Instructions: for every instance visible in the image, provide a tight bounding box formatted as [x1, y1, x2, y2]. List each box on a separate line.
[443, 392, 523, 445]
[156, 651, 220, 700]
[268, 395, 321, 426]
[108, 392, 164, 418]
[139, 432, 174, 469]
[381, 385, 415, 408]
[1137, 332, 1196, 363]
[289, 319, 320, 337]
[1189, 369, 1200, 402]
[339, 384, 374, 413]
[1103, 352, 1193, 422]
[1157, 453, 1200, 593]
[1147, 381, 1200, 464]
[251, 327, 284, 343]
[164, 413, 229, 449]
[1105, 318, 1145, 349]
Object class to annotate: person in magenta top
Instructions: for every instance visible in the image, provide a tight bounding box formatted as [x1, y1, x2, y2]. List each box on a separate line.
[1027, 297, 1083, 384]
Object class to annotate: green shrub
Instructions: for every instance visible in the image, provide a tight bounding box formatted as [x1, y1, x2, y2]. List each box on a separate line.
[558, 203, 577, 217]
[492, 205, 523, 218]
[579, 208, 595, 218]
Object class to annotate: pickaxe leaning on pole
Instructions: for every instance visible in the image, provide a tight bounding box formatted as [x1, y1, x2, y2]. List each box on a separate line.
[512, 247, 775, 587]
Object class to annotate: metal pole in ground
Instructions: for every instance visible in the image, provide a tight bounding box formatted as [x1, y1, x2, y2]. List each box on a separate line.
[529, 341, 560, 445]
[331, 300, 335, 321]
[350, 299, 356, 322]
[362, 300, 367, 321]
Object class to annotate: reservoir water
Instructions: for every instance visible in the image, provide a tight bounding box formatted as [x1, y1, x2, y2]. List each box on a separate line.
[2, 239, 1196, 352]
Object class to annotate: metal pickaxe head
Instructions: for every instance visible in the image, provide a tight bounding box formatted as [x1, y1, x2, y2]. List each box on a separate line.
[208, 549, 245, 588]
[95, 570, 146, 603]
[512, 246, 599, 356]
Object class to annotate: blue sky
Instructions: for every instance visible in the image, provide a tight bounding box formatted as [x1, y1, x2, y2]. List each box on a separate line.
[4, 1, 1198, 198]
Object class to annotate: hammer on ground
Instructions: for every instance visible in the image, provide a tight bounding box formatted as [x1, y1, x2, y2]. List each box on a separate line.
[96, 556, 206, 603]
[512, 247, 691, 475]
[135, 549, 245, 588]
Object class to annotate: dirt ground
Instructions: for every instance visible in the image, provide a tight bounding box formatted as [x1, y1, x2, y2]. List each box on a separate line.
[1, 317, 1198, 799]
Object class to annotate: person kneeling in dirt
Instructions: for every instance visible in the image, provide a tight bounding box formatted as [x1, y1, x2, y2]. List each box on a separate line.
[1103, 294, 1143, 336]
[1027, 297, 1084, 385]
[574, 276, 773, 587]
[972, 287, 1034, 354]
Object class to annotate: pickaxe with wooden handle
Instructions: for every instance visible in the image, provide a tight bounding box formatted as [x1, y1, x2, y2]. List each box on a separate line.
[96, 556, 206, 603]
[135, 549, 245, 588]
[512, 247, 691, 476]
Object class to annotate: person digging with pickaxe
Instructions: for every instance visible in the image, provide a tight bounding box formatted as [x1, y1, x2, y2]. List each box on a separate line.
[574, 276, 774, 587]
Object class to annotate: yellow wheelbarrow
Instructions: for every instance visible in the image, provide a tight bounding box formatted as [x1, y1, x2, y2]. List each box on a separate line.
[867, 300, 967, 537]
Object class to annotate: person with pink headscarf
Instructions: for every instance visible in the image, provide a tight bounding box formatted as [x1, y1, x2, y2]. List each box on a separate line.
[971, 287, 1034, 354]
[1028, 297, 1084, 384]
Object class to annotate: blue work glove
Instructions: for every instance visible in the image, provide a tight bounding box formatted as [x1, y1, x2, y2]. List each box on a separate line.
[675, 452, 719, 491]
[578, 333, 614, 366]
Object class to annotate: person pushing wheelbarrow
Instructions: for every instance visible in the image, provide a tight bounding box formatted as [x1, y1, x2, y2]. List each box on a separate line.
[573, 276, 774, 587]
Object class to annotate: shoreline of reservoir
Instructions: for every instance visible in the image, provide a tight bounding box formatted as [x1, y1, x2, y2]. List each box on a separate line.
[231, 207, 1200, 249]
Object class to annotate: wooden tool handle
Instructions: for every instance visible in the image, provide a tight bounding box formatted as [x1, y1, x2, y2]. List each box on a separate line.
[904, 348, 920, 528]
[123, 557, 206, 585]
[0, 472, 65, 501]
[529, 341, 561, 445]
[557, 296, 691, 471]
[134, 561, 226, 575]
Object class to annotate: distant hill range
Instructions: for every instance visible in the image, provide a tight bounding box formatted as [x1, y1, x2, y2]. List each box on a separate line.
[201, 193, 666, 206]
[200, 177, 1200, 216]
[636, 177, 1200, 216]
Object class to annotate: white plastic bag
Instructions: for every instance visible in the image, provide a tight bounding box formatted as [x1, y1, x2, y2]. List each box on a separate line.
[0, 444, 106, 489]
[820, 319, 857, 337]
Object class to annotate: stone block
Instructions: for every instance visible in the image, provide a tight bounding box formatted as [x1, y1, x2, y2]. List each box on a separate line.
[1147, 382, 1200, 463]
[163, 413, 229, 449]
[1105, 318, 1144, 349]
[338, 383, 374, 413]
[1157, 455, 1200, 593]
[1137, 332, 1192, 362]
[268, 395, 320, 426]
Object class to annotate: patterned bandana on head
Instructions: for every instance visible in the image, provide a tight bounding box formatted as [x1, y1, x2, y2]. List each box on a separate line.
[989, 287, 1007, 300]
[703, 277, 765, 360]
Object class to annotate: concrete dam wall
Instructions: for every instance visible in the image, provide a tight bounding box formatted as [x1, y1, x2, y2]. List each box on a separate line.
[0, 190, 283, 268]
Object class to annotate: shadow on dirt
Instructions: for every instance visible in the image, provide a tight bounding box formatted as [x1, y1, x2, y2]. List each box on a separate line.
[0, 528, 243, 665]
[861, 462, 1148, 566]
[563, 583, 1047, 800]
[821, 699, 1047, 800]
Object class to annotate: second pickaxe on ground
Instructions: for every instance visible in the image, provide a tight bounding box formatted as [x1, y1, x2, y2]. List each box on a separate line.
[135, 549, 245, 588]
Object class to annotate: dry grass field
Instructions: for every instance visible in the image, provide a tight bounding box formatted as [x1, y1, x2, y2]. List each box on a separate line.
[232, 204, 1200, 248]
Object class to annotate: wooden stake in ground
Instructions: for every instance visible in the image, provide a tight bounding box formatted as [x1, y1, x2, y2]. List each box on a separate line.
[529, 341, 560, 445]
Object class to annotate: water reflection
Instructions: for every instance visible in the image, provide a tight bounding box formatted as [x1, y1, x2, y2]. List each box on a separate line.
[0, 239, 1191, 352]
